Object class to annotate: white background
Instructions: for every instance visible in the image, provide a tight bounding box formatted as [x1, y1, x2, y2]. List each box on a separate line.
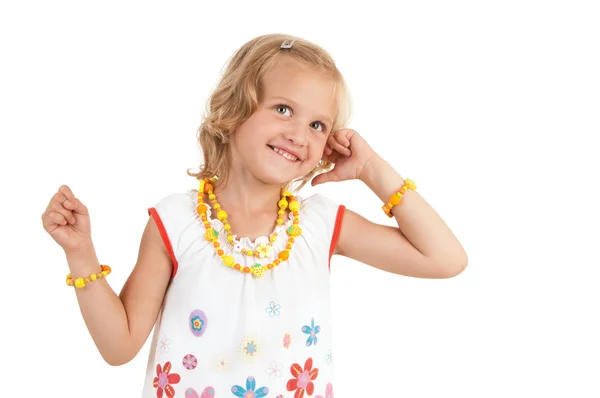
[2, 0, 599, 396]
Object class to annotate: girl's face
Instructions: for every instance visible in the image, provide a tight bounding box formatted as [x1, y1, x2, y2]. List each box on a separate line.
[229, 56, 337, 186]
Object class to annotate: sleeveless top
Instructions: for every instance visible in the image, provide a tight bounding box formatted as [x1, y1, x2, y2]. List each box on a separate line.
[140, 189, 344, 398]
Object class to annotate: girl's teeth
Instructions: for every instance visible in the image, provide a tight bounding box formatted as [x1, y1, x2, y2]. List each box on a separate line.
[272, 146, 298, 161]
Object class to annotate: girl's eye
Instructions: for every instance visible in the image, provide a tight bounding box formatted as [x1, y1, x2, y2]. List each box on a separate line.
[276, 104, 327, 133]
[310, 121, 326, 133]
[275, 105, 291, 116]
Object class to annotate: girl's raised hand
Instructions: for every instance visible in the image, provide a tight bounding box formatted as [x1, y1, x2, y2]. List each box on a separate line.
[42, 185, 92, 252]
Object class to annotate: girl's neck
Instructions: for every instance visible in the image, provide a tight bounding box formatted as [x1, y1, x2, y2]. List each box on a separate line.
[212, 175, 284, 215]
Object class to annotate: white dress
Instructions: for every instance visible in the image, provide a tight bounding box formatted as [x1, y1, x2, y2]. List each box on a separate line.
[141, 189, 344, 398]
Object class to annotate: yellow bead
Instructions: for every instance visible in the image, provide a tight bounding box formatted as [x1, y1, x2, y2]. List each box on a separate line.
[222, 255, 235, 267]
[276, 218, 284, 225]
[209, 194, 216, 200]
[214, 203, 221, 210]
[74, 278, 86, 288]
[270, 235, 277, 243]
[278, 199, 288, 209]
[217, 210, 228, 220]
[224, 224, 231, 231]
[227, 235, 234, 243]
[406, 179, 416, 190]
[90, 274, 97, 281]
[247, 250, 254, 257]
[289, 200, 299, 211]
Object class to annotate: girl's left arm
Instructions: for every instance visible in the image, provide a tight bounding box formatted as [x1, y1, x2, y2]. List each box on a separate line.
[335, 155, 468, 278]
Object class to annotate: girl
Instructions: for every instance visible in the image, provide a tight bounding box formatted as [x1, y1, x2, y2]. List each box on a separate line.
[42, 34, 467, 398]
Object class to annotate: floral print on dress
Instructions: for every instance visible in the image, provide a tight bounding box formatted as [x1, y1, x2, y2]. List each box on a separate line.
[152, 361, 180, 398]
[183, 354, 197, 370]
[231, 376, 269, 397]
[287, 357, 319, 398]
[266, 361, 283, 379]
[185, 387, 216, 398]
[325, 349, 333, 364]
[215, 355, 230, 372]
[315, 383, 334, 398]
[283, 333, 292, 349]
[266, 301, 281, 317]
[239, 333, 262, 363]
[301, 317, 321, 347]
[160, 335, 172, 354]
[190, 309, 208, 337]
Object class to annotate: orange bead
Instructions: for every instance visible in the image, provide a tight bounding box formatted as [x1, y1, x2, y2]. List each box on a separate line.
[267, 264, 273, 269]
[218, 249, 224, 256]
[293, 211, 298, 216]
[278, 250, 289, 260]
[197, 204, 207, 214]
[288, 237, 294, 243]
[243, 267, 250, 273]
[293, 219, 299, 224]
[274, 259, 281, 265]
[204, 183, 213, 193]
[213, 242, 220, 248]
[390, 194, 401, 206]
[286, 244, 292, 250]
[234, 264, 241, 270]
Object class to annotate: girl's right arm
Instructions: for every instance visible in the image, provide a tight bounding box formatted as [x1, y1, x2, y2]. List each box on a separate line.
[43, 185, 172, 366]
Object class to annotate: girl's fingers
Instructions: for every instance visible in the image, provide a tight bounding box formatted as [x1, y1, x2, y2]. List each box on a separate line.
[51, 212, 68, 226]
[58, 184, 75, 201]
[50, 201, 77, 224]
[328, 138, 351, 156]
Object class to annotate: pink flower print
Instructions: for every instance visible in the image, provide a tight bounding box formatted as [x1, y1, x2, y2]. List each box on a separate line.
[283, 333, 292, 349]
[183, 354, 197, 370]
[316, 383, 334, 398]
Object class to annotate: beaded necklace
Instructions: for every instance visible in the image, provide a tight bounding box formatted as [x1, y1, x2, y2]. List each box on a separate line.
[196, 178, 302, 277]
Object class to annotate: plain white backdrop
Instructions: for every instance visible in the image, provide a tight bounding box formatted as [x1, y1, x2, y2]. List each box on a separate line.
[2, 0, 599, 396]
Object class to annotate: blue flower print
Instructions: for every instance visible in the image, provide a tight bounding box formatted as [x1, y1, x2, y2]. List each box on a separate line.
[231, 375, 269, 397]
[301, 317, 321, 347]
[266, 301, 281, 317]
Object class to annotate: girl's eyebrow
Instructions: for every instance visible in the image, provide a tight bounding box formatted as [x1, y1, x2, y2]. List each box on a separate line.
[270, 96, 333, 126]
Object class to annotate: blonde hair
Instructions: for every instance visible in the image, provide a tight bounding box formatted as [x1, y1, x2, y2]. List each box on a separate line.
[187, 33, 352, 192]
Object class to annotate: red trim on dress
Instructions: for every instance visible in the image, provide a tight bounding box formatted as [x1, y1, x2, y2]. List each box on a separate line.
[328, 205, 346, 271]
[148, 207, 178, 279]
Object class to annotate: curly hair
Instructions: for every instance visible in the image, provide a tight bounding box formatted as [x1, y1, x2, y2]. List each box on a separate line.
[187, 33, 352, 192]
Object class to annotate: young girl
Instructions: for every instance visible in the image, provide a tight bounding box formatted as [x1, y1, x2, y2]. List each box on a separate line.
[42, 34, 467, 398]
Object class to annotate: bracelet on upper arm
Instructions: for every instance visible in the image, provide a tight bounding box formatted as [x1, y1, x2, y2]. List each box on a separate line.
[66, 265, 112, 288]
[382, 178, 417, 218]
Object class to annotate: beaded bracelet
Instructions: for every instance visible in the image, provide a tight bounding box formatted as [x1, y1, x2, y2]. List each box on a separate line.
[66, 265, 112, 288]
[382, 179, 417, 217]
